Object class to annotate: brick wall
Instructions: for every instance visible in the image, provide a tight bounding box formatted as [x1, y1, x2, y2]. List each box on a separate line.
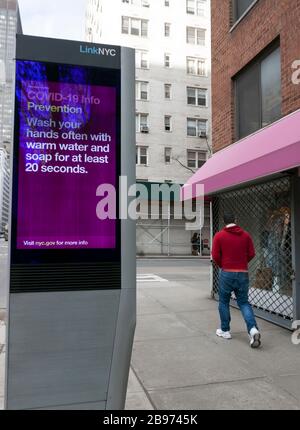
[211, 0, 300, 152]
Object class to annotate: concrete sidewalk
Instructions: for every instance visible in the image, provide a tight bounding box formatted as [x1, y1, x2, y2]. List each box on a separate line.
[125, 260, 300, 410]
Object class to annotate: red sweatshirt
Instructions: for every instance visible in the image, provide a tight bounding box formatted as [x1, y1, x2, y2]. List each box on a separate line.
[212, 225, 255, 271]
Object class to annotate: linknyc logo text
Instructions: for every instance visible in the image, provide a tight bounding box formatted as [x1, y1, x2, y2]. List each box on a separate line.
[80, 45, 117, 57]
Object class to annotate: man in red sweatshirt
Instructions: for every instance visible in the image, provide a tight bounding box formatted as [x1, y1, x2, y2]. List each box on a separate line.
[212, 212, 261, 348]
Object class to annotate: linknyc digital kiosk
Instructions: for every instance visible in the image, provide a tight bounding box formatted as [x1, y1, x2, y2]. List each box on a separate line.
[5, 35, 136, 410]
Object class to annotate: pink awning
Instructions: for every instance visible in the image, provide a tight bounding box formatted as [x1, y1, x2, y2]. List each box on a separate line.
[181, 110, 300, 200]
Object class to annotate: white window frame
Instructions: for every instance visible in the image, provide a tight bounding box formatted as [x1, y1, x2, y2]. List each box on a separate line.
[187, 57, 206, 76]
[164, 23, 171, 37]
[187, 150, 207, 168]
[186, 26, 206, 45]
[122, 16, 148, 37]
[164, 84, 172, 100]
[164, 53, 171, 68]
[186, 0, 206, 16]
[164, 147, 172, 164]
[187, 118, 207, 137]
[122, 0, 150, 7]
[136, 50, 149, 69]
[136, 146, 149, 166]
[136, 81, 149, 101]
[164, 115, 172, 132]
[136, 113, 149, 132]
[187, 87, 207, 107]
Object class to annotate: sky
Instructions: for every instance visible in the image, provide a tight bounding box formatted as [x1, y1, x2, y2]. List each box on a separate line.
[18, 0, 86, 41]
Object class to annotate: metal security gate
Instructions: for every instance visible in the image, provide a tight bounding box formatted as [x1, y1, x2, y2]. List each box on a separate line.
[212, 176, 294, 327]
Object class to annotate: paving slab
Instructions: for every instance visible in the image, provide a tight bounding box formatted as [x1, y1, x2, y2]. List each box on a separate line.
[125, 392, 154, 410]
[134, 313, 198, 342]
[127, 369, 144, 394]
[149, 378, 300, 410]
[215, 330, 300, 377]
[176, 308, 288, 336]
[0, 323, 5, 346]
[142, 285, 217, 312]
[131, 336, 265, 391]
[125, 369, 154, 410]
[137, 292, 169, 316]
[271, 374, 300, 402]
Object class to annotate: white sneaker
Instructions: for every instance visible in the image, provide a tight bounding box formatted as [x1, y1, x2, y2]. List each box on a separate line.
[216, 329, 232, 340]
[249, 327, 261, 348]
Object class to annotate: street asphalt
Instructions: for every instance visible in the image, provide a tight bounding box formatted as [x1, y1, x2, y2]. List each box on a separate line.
[0, 248, 300, 410]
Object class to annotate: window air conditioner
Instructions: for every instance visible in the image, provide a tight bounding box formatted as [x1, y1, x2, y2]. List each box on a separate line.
[199, 131, 207, 138]
[140, 126, 149, 133]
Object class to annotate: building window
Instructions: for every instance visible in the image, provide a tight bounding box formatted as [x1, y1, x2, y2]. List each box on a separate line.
[164, 115, 172, 132]
[122, 16, 129, 33]
[165, 148, 172, 164]
[186, 0, 206, 16]
[232, 0, 257, 23]
[130, 18, 140, 36]
[164, 53, 171, 68]
[136, 81, 149, 100]
[164, 84, 172, 99]
[136, 50, 149, 69]
[187, 118, 207, 137]
[187, 57, 206, 76]
[235, 45, 281, 140]
[136, 113, 149, 133]
[186, 27, 206, 45]
[164, 23, 171, 37]
[187, 150, 207, 168]
[141, 20, 148, 36]
[122, 16, 148, 37]
[122, 0, 150, 7]
[165, 0, 170, 6]
[136, 146, 149, 165]
[187, 87, 207, 106]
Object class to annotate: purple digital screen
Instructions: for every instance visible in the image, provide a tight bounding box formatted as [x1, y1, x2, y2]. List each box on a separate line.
[16, 61, 117, 250]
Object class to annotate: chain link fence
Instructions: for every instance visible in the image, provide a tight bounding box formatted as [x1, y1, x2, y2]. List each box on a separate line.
[212, 176, 293, 323]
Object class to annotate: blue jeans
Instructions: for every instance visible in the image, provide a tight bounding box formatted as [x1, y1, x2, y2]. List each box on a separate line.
[218, 271, 258, 334]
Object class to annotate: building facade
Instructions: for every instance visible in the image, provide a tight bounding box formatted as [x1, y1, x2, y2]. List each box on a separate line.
[0, 0, 21, 151]
[212, 0, 300, 153]
[85, 0, 212, 255]
[184, 0, 300, 327]
[0, 1, 21, 234]
[0, 147, 9, 232]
